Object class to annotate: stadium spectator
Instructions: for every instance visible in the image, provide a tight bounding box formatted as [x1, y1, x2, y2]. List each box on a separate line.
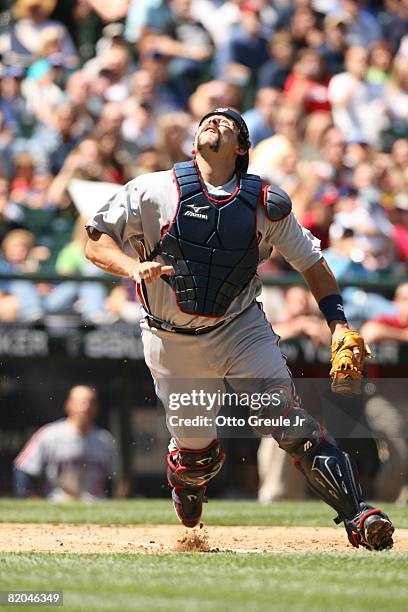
[190, 0, 242, 49]
[45, 216, 108, 323]
[9, 152, 40, 203]
[323, 213, 381, 280]
[390, 193, 408, 264]
[0, 228, 47, 321]
[105, 280, 142, 323]
[316, 126, 351, 187]
[298, 110, 332, 162]
[0, 64, 27, 134]
[242, 87, 280, 146]
[4, 154, 73, 263]
[286, 5, 323, 51]
[249, 102, 302, 166]
[155, 111, 192, 168]
[317, 14, 347, 75]
[361, 282, 408, 344]
[125, 0, 168, 45]
[249, 132, 301, 201]
[323, 214, 396, 324]
[270, 102, 303, 147]
[0, 110, 14, 176]
[215, 1, 269, 81]
[0, 176, 24, 243]
[188, 80, 236, 122]
[380, 0, 408, 53]
[382, 54, 408, 149]
[13, 385, 116, 500]
[258, 435, 306, 503]
[37, 24, 74, 71]
[273, 285, 330, 346]
[362, 282, 408, 503]
[300, 186, 337, 250]
[21, 58, 66, 127]
[390, 139, 408, 198]
[137, 47, 186, 114]
[141, 0, 214, 99]
[283, 47, 331, 115]
[39, 103, 84, 175]
[129, 65, 182, 127]
[132, 148, 165, 176]
[121, 98, 157, 157]
[1, 0, 78, 68]
[64, 70, 95, 134]
[94, 127, 127, 184]
[257, 30, 295, 91]
[328, 45, 385, 146]
[367, 41, 393, 93]
[83, 41, 132, 104]
[337, 0, 382, 47]
[47, 137, 118, 207]
[9, 163, 74, 270]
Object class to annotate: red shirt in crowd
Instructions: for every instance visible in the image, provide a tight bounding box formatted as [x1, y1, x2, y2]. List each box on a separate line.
[374, 315, 407, 329]
[284, 74, 331, 114]
[394, 225, 408, 261]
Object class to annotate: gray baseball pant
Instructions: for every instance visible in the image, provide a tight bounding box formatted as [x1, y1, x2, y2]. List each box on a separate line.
[141, 302, 292, 449]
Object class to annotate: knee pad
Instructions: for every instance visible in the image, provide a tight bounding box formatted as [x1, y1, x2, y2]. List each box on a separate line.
[274, 409, 334, 456]
[167, 439, 226, 489]
[249, 386, 331, 455]
[249, 385, 300, 438]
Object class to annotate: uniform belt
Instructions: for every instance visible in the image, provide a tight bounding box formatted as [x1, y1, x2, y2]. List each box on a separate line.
[146, 315, 226, 335]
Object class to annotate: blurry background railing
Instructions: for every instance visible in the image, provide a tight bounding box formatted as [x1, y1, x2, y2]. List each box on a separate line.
[1, 271, 406, 291]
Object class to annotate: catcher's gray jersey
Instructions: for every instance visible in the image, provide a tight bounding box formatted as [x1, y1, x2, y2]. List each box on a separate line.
[15, 420, 116, 500]
[86, 170, 321, 328]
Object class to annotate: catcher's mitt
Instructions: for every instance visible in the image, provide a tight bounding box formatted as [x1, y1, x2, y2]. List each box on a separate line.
[330, 330, 370, 395]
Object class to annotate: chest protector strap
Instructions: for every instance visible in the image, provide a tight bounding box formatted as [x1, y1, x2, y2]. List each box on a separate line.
[157, 160, 261, 317]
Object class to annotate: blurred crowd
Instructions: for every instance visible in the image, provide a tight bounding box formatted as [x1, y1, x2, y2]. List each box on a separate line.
[0, 0, 407, 329]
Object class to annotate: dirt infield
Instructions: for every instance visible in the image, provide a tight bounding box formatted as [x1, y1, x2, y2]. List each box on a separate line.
[1, 524, 407, 554]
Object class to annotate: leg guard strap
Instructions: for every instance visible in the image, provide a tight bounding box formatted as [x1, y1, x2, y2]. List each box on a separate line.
[167, 439, 226, 488]
[274, 408, 334, 458]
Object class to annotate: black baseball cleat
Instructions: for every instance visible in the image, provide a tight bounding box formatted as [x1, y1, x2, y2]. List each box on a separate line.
[171, 486, 207, 528]
[343, 506, 394, 551]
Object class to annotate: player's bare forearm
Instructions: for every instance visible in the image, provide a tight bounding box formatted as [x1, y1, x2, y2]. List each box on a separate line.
[302, 257, 340, 301]
[85, 231, 138, 277]
[85, 231, 173, 283]
[301, 258, 349, 335]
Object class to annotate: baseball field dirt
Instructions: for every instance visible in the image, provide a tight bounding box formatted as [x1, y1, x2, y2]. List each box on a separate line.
[2, 502, 407, 611]
[1, 523, 407, 554]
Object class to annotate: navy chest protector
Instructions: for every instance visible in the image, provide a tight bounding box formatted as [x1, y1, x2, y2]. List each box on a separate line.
[157, 161, 262, 317]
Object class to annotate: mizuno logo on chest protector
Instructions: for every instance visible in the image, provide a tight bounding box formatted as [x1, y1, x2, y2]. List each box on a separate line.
[184, 203, 210, 220]
[156, 160, 262, 317]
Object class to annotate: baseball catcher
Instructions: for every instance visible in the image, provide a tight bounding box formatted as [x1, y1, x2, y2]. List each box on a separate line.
[85, 108, 394, 551]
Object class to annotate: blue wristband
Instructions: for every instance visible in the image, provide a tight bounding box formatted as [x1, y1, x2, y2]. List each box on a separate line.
[318, 294, 347, 325]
